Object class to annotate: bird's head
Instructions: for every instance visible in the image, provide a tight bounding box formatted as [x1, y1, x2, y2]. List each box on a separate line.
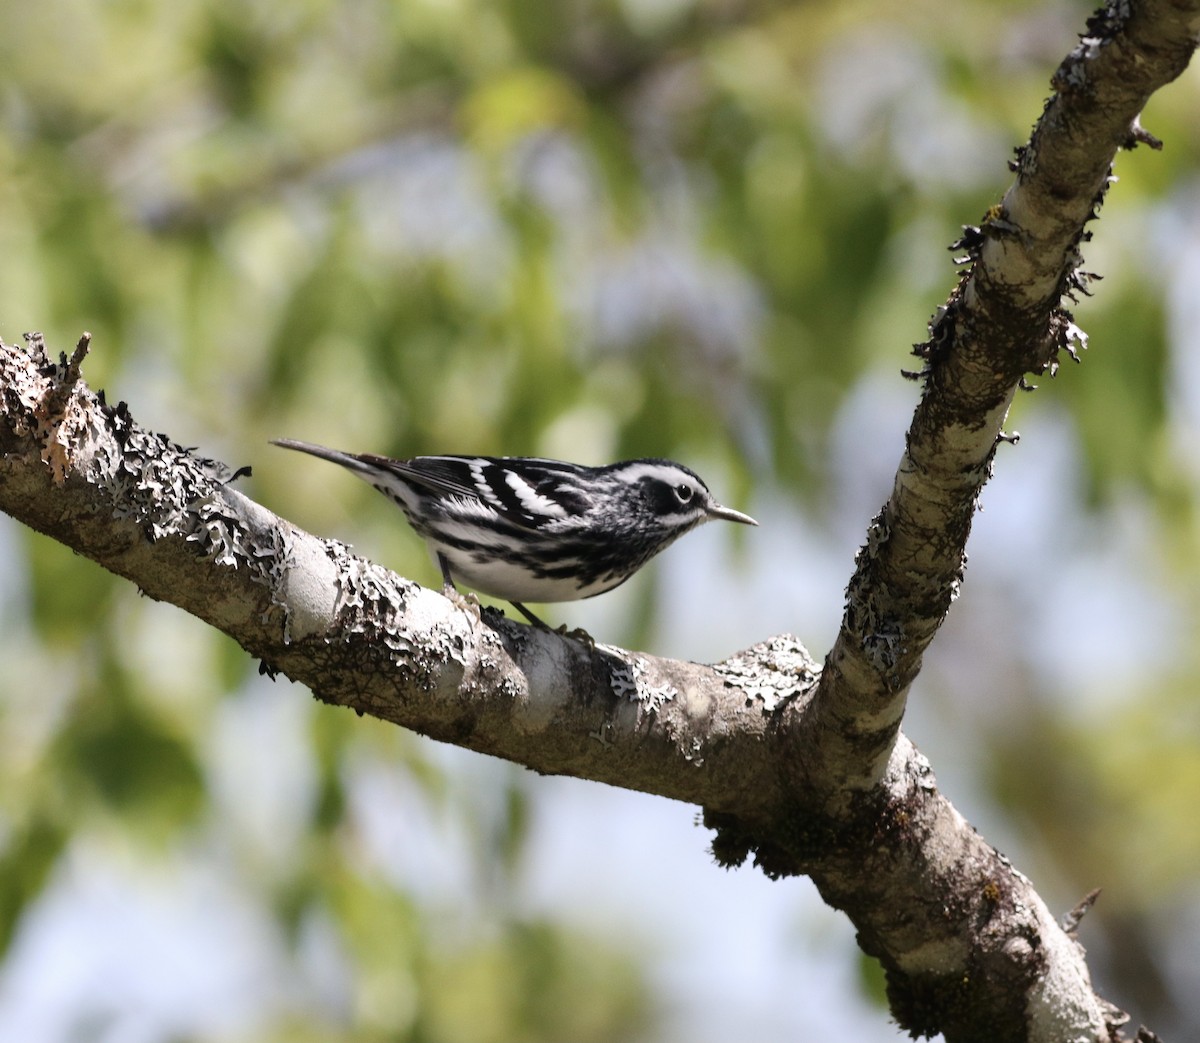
[611, 460, 757, 542]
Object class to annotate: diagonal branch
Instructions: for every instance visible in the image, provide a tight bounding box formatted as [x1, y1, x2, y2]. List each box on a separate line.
[794, 0, 1200, 801]
[0, 328, 1133, 1043]
[0, 333, 812, 817]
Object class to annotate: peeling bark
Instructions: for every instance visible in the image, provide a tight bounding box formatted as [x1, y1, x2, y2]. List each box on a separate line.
[791, 0, 1200, 802]
[0, 333, 813, 815]
[0, 320, 1133, 1043]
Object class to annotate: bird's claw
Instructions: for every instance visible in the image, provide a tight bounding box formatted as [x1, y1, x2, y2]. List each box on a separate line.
[554, 624, 596, 650]
[445, 586, 482, 623]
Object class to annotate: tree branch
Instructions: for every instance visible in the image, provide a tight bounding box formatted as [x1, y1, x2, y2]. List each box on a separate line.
[0, 333, 812, 816]
[793, 0, 1200, 801]
[0, 323, 1130, 1043]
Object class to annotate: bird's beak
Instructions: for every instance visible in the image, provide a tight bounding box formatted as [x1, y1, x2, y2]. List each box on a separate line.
[708, 503, 758, 526]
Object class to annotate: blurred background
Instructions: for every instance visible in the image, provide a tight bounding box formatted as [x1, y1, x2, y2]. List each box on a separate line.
[1, 0, 1198, 1040]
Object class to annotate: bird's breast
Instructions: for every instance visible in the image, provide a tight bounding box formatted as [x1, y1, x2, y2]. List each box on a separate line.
[428, 541, 626, 603]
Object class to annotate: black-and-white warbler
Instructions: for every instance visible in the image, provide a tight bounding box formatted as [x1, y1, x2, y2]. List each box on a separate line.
[272, 439, 756, 626]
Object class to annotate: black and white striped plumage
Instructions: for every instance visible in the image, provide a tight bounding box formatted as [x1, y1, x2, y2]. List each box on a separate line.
[272, 439, 756, 625]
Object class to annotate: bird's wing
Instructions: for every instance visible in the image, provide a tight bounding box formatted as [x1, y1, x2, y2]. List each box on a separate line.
[383, 455, 593, 528]
[357, 454, 481, 500]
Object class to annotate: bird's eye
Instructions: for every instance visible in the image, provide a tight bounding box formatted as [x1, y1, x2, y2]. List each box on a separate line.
[675, 484, 694, 504]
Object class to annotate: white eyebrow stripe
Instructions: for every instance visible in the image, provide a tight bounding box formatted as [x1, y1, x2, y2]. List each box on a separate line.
[505, 471, 568, 517]
[614, 462, 702, 488]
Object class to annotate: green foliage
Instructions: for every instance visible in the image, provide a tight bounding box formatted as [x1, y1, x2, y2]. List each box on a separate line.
[55, 676, 206, 828]
[0, 816, 66, 953]
[1, 0, 1198, 1038]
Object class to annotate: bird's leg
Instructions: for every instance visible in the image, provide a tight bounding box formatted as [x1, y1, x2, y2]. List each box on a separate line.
[511, 600, 596, 650]
[509, 601, 549, 628]
[438, 553, 480, 621]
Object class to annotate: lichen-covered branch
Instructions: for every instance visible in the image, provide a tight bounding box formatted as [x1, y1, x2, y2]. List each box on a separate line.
[0, 333, 812, 816]
[0, 329, 1140, 1043]
[793, 0, 1200, 802]
[698, 2, 1198, 1040]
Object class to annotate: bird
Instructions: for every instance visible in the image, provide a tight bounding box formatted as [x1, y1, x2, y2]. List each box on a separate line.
[271, 439, 757, 628]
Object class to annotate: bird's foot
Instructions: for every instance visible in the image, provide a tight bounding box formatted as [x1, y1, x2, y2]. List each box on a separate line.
[554, 624, 596, 650]
[444, 585, 482, 623]
[507, 602, 595, 648]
